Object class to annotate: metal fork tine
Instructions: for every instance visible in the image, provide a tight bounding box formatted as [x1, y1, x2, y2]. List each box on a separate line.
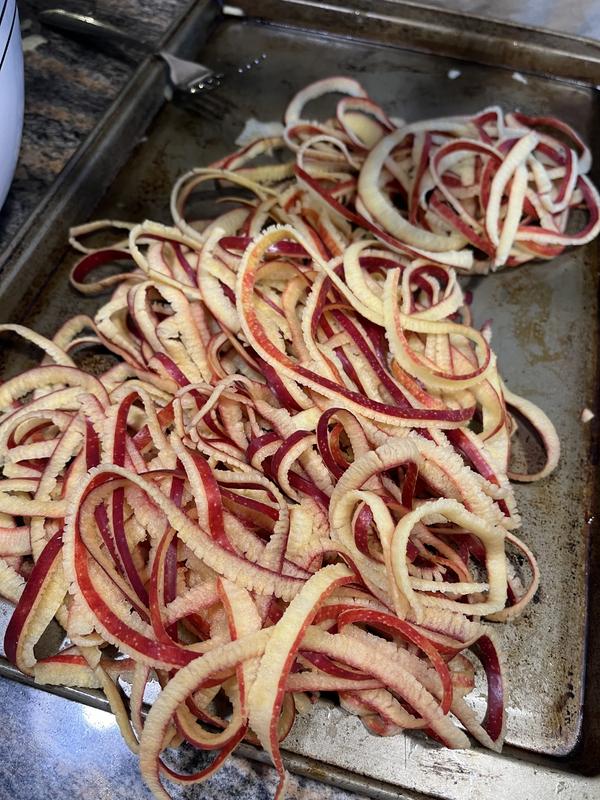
[187, 73, 224, 94]
[234, 54, 267, 75]
[170, 52, 267, 119]
[184, 53, 267, 96]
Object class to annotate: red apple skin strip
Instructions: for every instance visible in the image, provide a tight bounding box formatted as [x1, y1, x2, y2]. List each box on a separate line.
[248, 563, 354, 798]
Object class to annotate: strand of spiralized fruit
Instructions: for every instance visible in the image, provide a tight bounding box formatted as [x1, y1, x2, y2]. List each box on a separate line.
[0, 76, 588, 800]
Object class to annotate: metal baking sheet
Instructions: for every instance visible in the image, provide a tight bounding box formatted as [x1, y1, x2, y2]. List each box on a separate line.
[1, 1, 599, 797]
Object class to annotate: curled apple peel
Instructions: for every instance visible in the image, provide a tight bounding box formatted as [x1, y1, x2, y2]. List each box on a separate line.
[1, 76, 592, 799]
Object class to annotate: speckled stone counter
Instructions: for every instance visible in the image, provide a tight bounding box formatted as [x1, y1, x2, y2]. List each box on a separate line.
[0, 677, 370, 800]
[0, 0, 187, 251]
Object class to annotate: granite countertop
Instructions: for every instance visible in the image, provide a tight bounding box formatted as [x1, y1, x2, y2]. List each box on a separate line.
[0, 0, 187, 252]
[0, 679, 368, 800]
[0, 1, 598, 799]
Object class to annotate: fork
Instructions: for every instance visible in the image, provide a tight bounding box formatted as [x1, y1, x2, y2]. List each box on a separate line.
[37, 8, 266, 116]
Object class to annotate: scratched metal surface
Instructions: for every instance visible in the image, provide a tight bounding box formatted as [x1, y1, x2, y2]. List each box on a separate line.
[0, 1, 599, 797]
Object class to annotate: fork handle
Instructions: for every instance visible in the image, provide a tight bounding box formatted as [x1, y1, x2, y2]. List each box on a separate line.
[38, 9, 154, 52]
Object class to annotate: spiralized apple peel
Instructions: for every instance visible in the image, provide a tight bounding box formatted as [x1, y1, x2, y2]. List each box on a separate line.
[2, 75, 594, 799]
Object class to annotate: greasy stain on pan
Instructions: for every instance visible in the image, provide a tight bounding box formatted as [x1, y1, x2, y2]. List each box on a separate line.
[0, 1, 599, 798]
